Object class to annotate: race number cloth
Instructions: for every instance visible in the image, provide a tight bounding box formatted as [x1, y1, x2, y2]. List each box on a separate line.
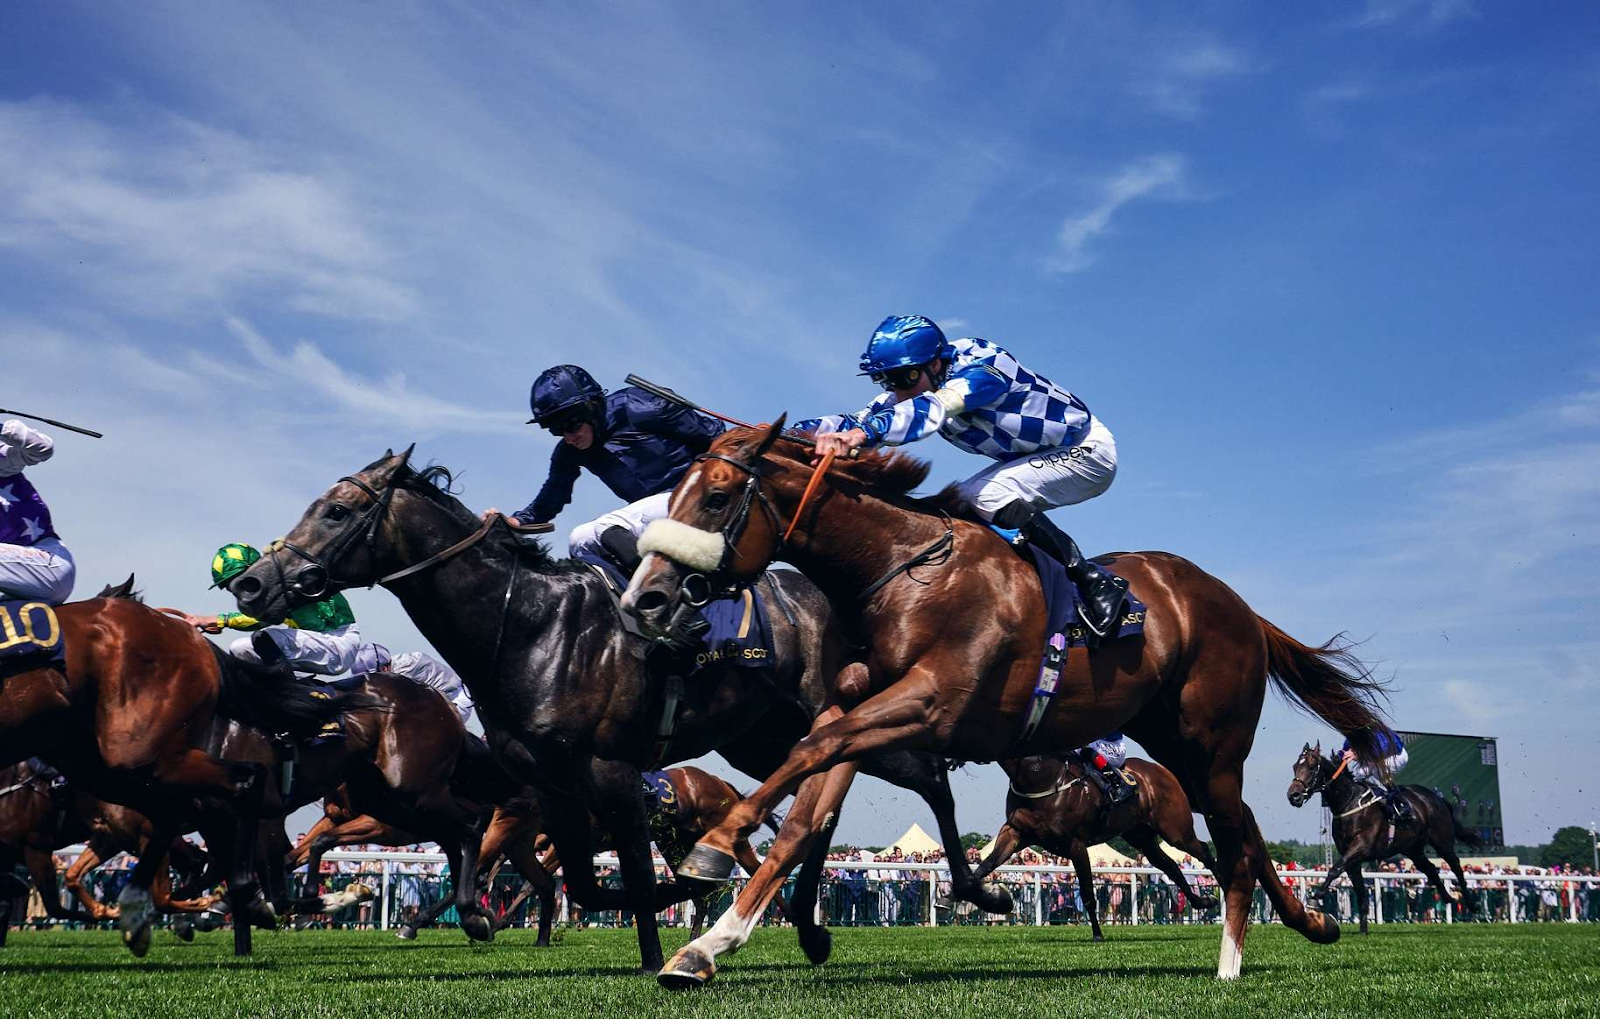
[641, 770, 679, 815]
[0, 599, 65, 683]
[576, 553, 775, 672]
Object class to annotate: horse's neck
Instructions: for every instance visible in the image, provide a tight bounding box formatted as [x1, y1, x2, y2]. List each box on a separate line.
[1322, 766, 1366, 813]
[785, 476, 955, 605]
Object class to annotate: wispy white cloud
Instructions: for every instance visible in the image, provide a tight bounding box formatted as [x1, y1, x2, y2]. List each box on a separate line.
[223, 316, 519, 436]
[1133, 41, 1253, 119]
[1049, 154, 1190, 273]
[0, 99, 416, 322]
[1358, 0, 1479, 31]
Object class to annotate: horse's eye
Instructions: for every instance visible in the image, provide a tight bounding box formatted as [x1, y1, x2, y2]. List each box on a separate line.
[326, 503, 350, 521]
[705, 492, 729, 512]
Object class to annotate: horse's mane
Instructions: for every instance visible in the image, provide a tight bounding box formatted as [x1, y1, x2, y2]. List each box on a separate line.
[360, 453, 570, 572]
[753, 432, 969, 517]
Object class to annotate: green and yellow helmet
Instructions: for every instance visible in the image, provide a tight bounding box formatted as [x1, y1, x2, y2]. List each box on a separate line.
[211, 543, 261, 588]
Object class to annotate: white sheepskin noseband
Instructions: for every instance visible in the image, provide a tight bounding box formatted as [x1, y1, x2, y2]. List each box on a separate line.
[638, 518, 725, 572]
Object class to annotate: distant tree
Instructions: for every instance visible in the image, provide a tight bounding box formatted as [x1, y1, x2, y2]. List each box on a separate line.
[959, 832, 991, 851]
[1262, 840, 1297, 865]
[1107, 836, 1138, 860]
[757, 838, 775, 855]
[1540, 827, 1595, 868]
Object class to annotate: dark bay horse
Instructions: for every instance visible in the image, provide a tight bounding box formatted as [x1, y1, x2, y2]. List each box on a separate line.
[1287, 743, 1483, 932]
[191, 671, 504, 941]
[970, 755, 1219, 942]
[399, 766, 780, 942]
[0, 581, 363, 956]
[0, 760, 216, 943]
[621, 423, 1393, 984]
[226, 450, 999, 973]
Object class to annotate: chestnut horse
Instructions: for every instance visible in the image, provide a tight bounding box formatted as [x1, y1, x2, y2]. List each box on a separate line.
[1287, 743, 1483, 932]
[226, 451, 1008, 973]
[621, 422, 1392, 985]
[0, 580, 364, 956]
[970, 755, 1219, 942]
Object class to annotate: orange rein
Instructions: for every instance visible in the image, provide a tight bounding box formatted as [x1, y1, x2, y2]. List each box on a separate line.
[784, 449, 836, 542]
[1327, 756, 1350, 783]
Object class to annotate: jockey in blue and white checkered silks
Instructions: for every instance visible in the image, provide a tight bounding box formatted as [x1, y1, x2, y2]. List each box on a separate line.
[0, 420, 76, 605]
[795, 316, 1128, 643]
[1340, 728, 1414, 824]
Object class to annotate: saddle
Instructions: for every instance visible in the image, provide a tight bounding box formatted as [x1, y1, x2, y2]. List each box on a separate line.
[576, 553, 779, 673]
[1011, 546, 1147, 747]
[0, 599, 66, 687]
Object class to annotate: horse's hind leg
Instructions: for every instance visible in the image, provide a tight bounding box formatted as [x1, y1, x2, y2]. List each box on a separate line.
[782, 809, 839, 965]
[1410, 851, 1463, 916]
[1347, 862, 1370, 934]
[1433, 841, 1479, 913]
[1124, 824, 1216, 911]
[63, 841, 116, 920]
[1068, 845, 1103, 942]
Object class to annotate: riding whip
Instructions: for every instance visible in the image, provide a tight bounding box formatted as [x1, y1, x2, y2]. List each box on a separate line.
[624, 374, 855, 456]
[0, 407, 103, 439]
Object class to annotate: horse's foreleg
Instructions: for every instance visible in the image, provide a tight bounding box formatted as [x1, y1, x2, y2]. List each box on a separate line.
[872, 755, 1012, 914]
[1125, 824, 1217, 912]
[63, 841, 117, 920]
[659, 761, 858, 989]
[1432, 843, 1479, 913]
[25, 848, 96, 924]
[501, 828, 557, 946]
[1068, 845, 1104, 942]
[681, 692, 934, 882]
[778, 809, 837, 965]
[287, 813, 340, 874]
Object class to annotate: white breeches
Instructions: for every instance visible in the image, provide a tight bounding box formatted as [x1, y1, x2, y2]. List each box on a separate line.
[0, 538, 75, 604]
[229, 623, 364, 676]
[568, 491, 674, 559]
[1347, 750, 1408, 784]
[955, 416, 1118, 522]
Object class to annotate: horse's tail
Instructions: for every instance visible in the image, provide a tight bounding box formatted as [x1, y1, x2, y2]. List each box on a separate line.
[1446, 801, 1488, 849]
[1258, 616, 1391, 765]
[209, 644, 379, 739]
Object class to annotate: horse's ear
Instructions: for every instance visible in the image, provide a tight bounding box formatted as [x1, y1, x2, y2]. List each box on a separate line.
[1313, 740, 1321, 755]
[398, 442, 416, 465]
[752, 414, 786, 460]
[1302, 742, 1310, 753]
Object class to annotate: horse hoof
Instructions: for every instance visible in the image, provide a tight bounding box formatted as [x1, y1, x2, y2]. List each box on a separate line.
[172, 922, 195, 943]
[243, 897, 279, 931]
[1305, 909, 1340, 945]
[968, 881, 1014, 915]
[1092, 932, 1105, 943]
[799, 924, 833, 966]
[125, 919, 153, 958]
[461, 914, 494, 943]
[658, 945, 716, 990]
[675, 844, 736, 883]
[395, 926, 418, 941]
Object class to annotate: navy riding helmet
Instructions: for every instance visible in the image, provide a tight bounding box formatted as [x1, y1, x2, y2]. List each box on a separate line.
[858, 315, 949, 375]
[528, 365, 604, 424]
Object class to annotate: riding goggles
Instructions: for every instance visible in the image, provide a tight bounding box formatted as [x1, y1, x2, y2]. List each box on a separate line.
[869, 365, 928, 392]
[543, 411, 589, 436]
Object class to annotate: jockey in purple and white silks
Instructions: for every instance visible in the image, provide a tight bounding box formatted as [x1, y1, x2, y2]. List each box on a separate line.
[796, 316, 1128, 643]
[1076, 731, 1135, 805]
[0, 420, 76, 605]
[352, 643, 476, 729]
[1340, 729, 1414, 824]
[484, 365, 724, 576]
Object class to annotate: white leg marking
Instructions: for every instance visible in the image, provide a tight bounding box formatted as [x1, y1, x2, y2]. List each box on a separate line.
[694, 898, 762, 959]
[1217, 925, 1243, 980]
[319, 882, 375, 912]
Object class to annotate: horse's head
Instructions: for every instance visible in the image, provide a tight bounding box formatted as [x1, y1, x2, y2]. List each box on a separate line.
[622, 418, 791, 639]
[1286, 740, 1327, 808]
[230, 445, 470, 622]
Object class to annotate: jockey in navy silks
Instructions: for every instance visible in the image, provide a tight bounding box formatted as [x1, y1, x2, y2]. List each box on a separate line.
[1340, 728, 1414, 824]
[0, 419, 76, 605]
[485, 365, 725, 575]
[798, 316, 1128, 644]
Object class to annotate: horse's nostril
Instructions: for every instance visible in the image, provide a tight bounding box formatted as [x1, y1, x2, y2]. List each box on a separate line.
[233, 576, 261, 597]
[635, 590, 669, 614]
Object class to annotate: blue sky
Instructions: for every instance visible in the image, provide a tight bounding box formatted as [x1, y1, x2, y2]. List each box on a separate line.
[3, 1, 1597, 848]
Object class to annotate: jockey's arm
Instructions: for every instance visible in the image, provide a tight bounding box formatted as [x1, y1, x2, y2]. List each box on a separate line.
[515, 442, 582, 526]
[819, 364, 1011, 451]
[0, 420, 54, 476]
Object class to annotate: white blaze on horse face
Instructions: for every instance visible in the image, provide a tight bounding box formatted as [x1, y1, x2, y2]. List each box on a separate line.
[671, 467, 703, 513]
[638, 518, 724, 573]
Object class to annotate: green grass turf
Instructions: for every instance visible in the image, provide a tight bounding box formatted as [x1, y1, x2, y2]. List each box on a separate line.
[1, 923, 1596, 1019]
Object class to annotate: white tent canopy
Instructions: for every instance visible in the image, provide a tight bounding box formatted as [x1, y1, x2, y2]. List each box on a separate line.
[888, 823, 942, 855]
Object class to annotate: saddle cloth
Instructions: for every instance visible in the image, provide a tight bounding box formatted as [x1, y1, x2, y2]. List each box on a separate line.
[577, 553, 775, 673]
[1022, 543, 1146, 647]
[0, 599, 66, 684]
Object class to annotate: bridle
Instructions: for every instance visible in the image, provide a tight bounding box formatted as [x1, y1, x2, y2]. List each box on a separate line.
[678, 450, 956, 608]
[1290, 752, 1346, 805]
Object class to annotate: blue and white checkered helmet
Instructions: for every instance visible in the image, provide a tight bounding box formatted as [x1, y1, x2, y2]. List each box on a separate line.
[858, 315, 949, 375]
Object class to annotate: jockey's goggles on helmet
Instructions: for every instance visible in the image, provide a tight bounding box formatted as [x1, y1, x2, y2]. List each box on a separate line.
[869, 365, 929, 392]
[543, 410, 589, 435]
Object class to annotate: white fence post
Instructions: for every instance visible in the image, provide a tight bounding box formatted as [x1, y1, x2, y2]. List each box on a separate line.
[379, 859, 390, 931]
[1129, 872, 1139, 926]
[1035, 873, 1044, 925]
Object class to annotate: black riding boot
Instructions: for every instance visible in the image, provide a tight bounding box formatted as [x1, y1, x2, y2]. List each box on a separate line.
[1385, 787, 1415, 826]
[1075, 751, 1134, 806]
[598, 525, 643, 577]
[1018, 511, 1129, 646]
